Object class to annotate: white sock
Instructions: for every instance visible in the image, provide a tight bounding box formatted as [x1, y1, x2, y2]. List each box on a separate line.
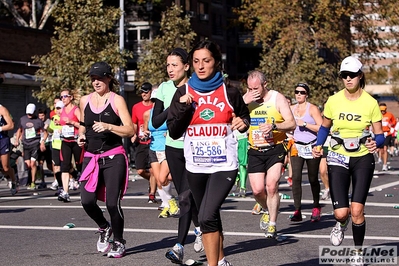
[157, 188, 169, 207]
[162, 183, 173, 200]
[269, 221, 276, 226]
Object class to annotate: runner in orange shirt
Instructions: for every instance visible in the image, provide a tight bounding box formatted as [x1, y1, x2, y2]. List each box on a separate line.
[379, 103, 396, 171]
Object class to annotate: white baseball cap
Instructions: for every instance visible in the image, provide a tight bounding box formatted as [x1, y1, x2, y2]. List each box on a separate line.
[26, 103, 36, 114]
[340, 56, 363, 73]
[55, 101, 64, 109]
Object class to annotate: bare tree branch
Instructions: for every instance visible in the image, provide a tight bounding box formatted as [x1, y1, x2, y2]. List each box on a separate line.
[0, 0, 29, 27]
[39, 0, 60, 30]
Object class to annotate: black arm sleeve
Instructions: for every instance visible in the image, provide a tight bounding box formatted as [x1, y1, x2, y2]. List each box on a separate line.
[227, 87, 250, 133]
[151, 99, 169, 129]
[167, 86, 194, 140]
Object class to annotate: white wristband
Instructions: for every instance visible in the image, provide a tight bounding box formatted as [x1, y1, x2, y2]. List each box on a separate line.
[0, 127, 2, 132]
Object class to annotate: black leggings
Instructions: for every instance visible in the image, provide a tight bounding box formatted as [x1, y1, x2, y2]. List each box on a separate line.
[187, 170, 237, 233]
[291, 156, 321, 210]
[328, 153, 374, 209]
[165, 145, 199, 245]
[80, 154, 126, 242]
[60, 141, 82, 173]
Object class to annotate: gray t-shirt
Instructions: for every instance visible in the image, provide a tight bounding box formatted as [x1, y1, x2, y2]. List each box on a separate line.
[18, 115, 44, 147]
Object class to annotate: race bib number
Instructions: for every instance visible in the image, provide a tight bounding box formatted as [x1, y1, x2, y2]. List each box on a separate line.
[295, 143, 313, 159]
[190, 139, 227, 164]
[327, 150, 350, 169]
[62, 125, 75, 138]
[252, 129, 274, 148]
[25, 127, 36, 139]
[53, 129, 61, 140]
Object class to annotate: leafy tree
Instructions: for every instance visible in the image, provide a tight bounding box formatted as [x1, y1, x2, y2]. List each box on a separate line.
[33, 0, 132, 106]
[0, 0, 59, 29]
[134, 3, 196, 87]
[367, 67, 388, 85]
[235, 0, 399, 105]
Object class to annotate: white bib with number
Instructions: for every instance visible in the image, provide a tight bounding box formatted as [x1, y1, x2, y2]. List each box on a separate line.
[62, 125, 75, 138]
[25, 127, 36, 139]
[190, 138, 227, 165]
[327, 150, 350, 169]
[251, 129, 274, 148]
[53, 129, 61, 140]
[295, 143, 313, 159]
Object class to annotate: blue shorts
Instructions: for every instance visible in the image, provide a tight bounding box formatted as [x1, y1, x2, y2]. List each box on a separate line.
[0, 137, 11, 155]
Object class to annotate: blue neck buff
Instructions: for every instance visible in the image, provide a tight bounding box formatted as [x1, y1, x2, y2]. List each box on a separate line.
[188, 71, 224, 93]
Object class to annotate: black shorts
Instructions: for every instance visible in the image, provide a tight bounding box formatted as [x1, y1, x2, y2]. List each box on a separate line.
[135, 143, 150, 170]
[52, 148, 61, 167]
[23, 143, 40, 161]
[247, 143, 287, 173]
[384, 135, 394, 147]
[38, 144, 52, 163]
[328, 153, 374, 209]
[0, 137, 11, 155]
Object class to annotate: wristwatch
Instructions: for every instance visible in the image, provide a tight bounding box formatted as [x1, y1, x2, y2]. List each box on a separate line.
[303, 122, 307, 127]
[272, 123, 278, 131]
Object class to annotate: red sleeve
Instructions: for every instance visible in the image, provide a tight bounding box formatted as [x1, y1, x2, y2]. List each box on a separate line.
[131, 105, 138, 124]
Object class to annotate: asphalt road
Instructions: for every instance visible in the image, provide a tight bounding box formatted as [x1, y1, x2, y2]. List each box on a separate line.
[1, 158, 399, 266]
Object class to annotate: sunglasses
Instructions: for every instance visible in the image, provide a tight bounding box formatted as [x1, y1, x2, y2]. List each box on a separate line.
[339, 71, 360, 79]
[56, 107, 62, 110]
[60, 95, 71, 99]
[294, 90, 307, 95]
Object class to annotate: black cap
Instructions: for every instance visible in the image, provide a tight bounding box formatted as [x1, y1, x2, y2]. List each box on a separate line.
[140, 82, 152, 93]
[89, 62, 113, 77]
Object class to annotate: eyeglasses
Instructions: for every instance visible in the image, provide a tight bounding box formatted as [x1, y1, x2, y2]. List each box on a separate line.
[339, 71, 360, 79]
[60, 95, 71, 99]
[294, 90, 307, 95]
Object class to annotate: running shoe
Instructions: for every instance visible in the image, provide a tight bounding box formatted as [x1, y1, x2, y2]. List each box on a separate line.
[251, 202, 262, 215]
[321, 189, 330, 200]
[27, 183, 36, 190]
[69, 179, 75, 190]
[238, 188, 246, 197]
[287, 177, 292, 187]
[382, 164, 388, 171]
[57, 191, 71, 202]
[349, 249, 364, 266]
[266, 225, 277, 239]
[38, 182, 47, 189]
[148, 194, 157, 204]
[259, 212, 270, 231]
[50, 180, 58, 191]
[10, 183, 18, 195]
[219, 259, 233, 266]
[310, 207, 322, 222]
[168, 198, 179, 216]
[96, 223, 113, 253]
[193, 228, 204, 253]
[107, 240, 126, 258]
[165, 243, 184, 264]
[289, 210, 302, 222]
[330, 217, 349, 246]
[158, 207, 170, 218]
